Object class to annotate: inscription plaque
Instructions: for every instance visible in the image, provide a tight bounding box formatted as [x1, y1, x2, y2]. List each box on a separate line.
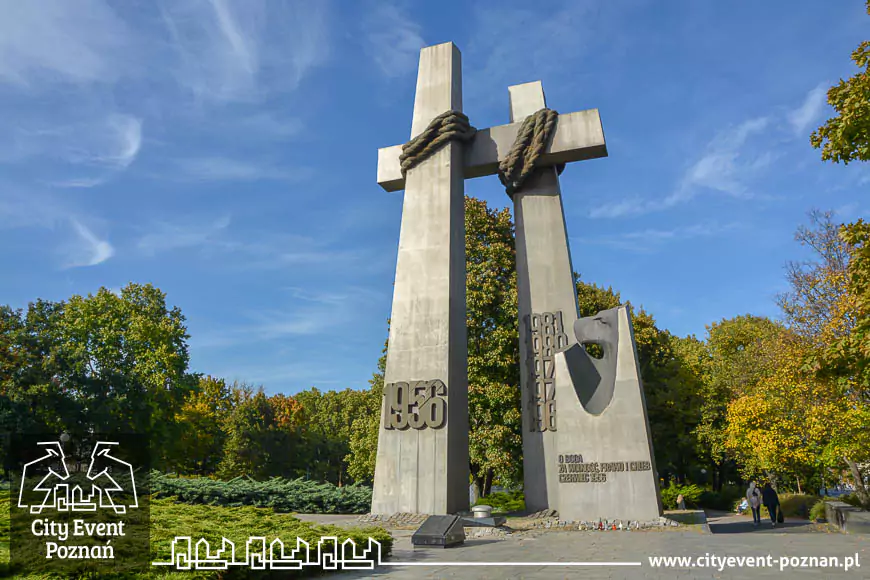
[556, 453, 651, 484]
[383, 380, 448, 430]
[525, 312, 569, 432]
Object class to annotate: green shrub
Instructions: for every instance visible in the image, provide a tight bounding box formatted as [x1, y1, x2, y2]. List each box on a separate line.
[660, 483, 703, 510]
[150, 471, 372, 514]
[809, 499, 828, 521]
[699, 485, 744, 511]
[474, 491, 525, 514]
[757, 494, 819, 519]
[779, 494, 820, 518]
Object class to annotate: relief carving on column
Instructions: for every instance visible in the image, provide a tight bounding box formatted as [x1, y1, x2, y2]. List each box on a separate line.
[524, 311, 569, 431]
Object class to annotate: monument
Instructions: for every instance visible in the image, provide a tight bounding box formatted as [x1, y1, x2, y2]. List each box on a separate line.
[370, 42, 471, 516]
[373, 41, 662, 521]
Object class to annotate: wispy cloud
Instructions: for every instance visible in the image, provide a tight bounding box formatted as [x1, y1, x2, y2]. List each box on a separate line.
[64, 219, 115, 268]
[575, 221, 743, 253]
[590, 117, 773, 218]
[0, 0, 131, 87]
[788, 82, 829, 136]
[160, 0, 329, 103]
[361, 0, 424, 78]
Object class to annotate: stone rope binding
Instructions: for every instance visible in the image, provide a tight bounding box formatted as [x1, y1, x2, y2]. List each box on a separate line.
[498, 107, 566, 196]
[399, 110, 477, 176]
[399, 108, 564, 195]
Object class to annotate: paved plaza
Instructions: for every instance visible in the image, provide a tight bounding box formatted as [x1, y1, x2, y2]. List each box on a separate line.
[297, 513, 869, 579]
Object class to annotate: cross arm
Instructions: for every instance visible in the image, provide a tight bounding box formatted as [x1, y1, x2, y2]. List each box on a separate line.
[377, 109, 607, 192]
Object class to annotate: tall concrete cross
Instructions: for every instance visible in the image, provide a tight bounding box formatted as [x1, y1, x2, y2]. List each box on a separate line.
[371, 42, 470, 515]
[374, 42, 607, 516]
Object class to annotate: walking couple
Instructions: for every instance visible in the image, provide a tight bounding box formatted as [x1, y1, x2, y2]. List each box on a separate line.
[746, 481, 781, 528]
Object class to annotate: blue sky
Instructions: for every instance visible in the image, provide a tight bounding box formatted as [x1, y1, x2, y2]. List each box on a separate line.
[0, 0, 867, 395]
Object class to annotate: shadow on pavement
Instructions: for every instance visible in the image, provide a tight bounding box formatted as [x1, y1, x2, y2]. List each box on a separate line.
[708, 515, 819, 534]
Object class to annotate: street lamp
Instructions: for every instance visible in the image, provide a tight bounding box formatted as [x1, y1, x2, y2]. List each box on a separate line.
[60, 432, 70, 444]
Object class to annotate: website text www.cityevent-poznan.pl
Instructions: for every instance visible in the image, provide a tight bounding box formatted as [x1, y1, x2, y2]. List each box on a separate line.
[649, 553, 861, 572]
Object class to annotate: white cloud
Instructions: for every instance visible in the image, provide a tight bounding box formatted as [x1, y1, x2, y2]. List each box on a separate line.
[64, 219, 115, 268]
[0, 0, 131, 87]
[590, 117, 771, 218]
[788, 83, 829, 136]
[361, 1, 424, 78]
[160, 0, 329, 103]
[3, 113, 144, 187]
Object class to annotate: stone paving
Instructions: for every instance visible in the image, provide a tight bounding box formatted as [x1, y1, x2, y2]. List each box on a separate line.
[317, 511, 869, 580]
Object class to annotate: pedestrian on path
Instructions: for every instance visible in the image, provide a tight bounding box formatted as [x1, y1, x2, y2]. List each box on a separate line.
[761, 482, 780, 527]
[746, 481, 762, 527]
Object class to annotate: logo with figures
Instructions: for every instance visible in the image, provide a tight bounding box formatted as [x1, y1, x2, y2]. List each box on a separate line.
[18, 440, 138, 515]
[10, 433, 150, 575]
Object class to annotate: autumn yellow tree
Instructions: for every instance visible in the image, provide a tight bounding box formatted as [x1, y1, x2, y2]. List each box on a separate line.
[724, 332, 837, 491]
[776, 212, 869, 502]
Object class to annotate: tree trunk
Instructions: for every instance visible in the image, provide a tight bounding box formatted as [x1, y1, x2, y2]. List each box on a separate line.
[845, 458, 869, 506]
[796, 475, 801, 494]
[483, 469, 494, 497]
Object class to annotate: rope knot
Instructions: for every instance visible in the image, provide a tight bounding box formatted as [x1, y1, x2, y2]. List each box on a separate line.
[498, 108, 563, 196]
[400, 110, 477, 176]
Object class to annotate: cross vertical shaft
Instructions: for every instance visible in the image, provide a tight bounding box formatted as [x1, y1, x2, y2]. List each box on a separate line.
[509, 81, 581, 512]
[371, 42, 469, 515]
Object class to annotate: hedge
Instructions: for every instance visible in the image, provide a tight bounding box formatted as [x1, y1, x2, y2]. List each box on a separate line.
[150, 471, 372, 514]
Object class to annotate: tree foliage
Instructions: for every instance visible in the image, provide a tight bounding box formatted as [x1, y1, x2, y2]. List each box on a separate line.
[810, 1, 870, 164]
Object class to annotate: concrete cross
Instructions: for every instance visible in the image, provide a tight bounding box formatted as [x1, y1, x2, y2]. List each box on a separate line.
[371, 42, 470, 516]
[372, 41, 608, 517]
[376, 83, 607, 193]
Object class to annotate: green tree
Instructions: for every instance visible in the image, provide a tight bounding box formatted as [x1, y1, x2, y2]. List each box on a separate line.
[466, 197, 521, 497]
[56, 284, 194, 466]
[697, 315, 783, 487]
[811, 1, 870, 164]
[171, 375, 234, 475]
[346, 338, 387, 484]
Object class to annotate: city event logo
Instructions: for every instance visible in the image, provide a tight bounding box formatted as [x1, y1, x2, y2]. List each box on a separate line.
[14, 438, 139, 561]
[18, 440, 138, 515]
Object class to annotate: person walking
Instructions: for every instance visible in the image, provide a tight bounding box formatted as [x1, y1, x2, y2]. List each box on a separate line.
[761, 482, 780, 527]
[746, 481, 762, 527]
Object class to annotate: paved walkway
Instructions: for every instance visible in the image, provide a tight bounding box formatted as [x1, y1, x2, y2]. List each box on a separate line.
[323, 513, 868, 580]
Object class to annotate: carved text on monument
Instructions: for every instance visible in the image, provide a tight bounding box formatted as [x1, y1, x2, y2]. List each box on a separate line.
[525, 312, 569, 432]
[557, 455, 652, 484]
[383, 380, 447, 430]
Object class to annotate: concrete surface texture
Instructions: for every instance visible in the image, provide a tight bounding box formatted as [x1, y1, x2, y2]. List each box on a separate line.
[507, 81, 598, 513]
[335, 511, 866, 579]
[552, 307, 663, 522]
[370, 42, 469, 516]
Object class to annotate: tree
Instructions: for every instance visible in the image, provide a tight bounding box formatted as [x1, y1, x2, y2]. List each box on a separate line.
[697, 315, 783, 486]
[346, 338, 387, 484]
[725, 331, 835, 492]
[813, 219, 870, 504]
[56, 284, 194, 467]
[811, 1, 870, 164]
[465, 198, 521, 497]
[171, 375, 234, 475]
